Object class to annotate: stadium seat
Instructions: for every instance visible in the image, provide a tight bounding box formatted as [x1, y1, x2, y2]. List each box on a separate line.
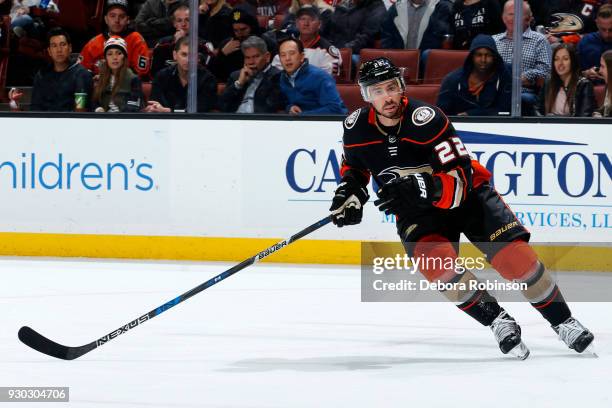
[405, 84, 441, 106]
[336, 48, 352, 83]
[217, 82, 226, 95]
[54, 0, 89, 33]
[358, 48, 419, 84]
[423, 49, 469, 84]
[0, 15, 10, 102]
[336, 84, 363, 112]
[594, 84, 606, 108]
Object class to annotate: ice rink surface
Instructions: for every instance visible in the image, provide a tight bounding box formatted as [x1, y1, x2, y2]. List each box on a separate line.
[2, 258, 611, 408]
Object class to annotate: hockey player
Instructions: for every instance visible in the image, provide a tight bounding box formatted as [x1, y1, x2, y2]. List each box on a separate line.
[329, 57, 595, 359]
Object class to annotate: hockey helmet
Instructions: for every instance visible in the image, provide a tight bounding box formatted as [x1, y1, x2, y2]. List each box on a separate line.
[358, 57, 405, 102]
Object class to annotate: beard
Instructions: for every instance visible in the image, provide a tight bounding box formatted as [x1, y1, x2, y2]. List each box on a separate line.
[376, 100, 403, 119]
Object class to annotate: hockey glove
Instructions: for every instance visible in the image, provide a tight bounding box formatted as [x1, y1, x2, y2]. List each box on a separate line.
[374, 173, 440, 215]
[329, 179, 369, 227]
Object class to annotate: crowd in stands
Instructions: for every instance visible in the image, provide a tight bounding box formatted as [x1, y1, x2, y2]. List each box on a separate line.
[0, 0, 611, 117]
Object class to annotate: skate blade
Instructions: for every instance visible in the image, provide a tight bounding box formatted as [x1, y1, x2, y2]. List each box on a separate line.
[508, 341, 530, 360]
[582, 342, 598, 358]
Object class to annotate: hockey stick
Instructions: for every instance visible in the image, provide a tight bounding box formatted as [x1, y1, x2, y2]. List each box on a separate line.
[18, 216, 332, 360]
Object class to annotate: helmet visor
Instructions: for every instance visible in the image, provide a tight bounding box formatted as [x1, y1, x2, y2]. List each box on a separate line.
[361, 78, 405, 103]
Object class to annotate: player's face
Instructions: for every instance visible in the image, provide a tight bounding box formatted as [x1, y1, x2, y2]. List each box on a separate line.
[105, 48, 125, 71]
[243, 47, 270, 72]
[105, 8, 129, 35]
[368, 79, 404, 119]
[48, 35, 71, 66]
[173, 44, 190, 73]
[554, 48, 571, 78]
[297, 15, 320, 37]
[173, 9, 190, 32]
[600, 57, 608, 83]
[597, 17, 612, 42]
[472, 48, 495, 74]
[233, 23, 251, 41]
[279, 41, 305, 75]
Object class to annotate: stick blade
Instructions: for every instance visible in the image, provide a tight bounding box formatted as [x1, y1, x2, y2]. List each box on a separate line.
[18, 326, 95, 360]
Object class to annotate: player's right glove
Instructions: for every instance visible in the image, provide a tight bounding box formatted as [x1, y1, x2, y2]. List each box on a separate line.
[329, 178, 369, 227]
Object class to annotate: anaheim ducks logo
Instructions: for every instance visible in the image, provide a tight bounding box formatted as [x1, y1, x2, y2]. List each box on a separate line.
[377, 165, 432, 184]
[547, 13, 584, 34]
[344, 108, 361, 129]
[412, 106, 436, 126]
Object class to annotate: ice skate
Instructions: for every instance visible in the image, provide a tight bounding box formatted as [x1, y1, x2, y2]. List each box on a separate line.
[553, 317, 596, 356]
[490, 310, 530, 360]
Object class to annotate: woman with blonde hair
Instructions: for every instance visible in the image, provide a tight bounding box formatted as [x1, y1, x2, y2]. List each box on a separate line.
[93, 37, 145, 113]
[537, 43, 596, 117]
[593, 50, 612, 117]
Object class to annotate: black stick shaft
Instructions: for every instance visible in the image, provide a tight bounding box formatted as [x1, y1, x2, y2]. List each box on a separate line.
[18, 216, 332, 360]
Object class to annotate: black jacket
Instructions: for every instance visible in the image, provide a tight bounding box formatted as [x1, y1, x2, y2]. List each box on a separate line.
[198, 5, 234, 49]
[151, 65, 217, 112]
[323, 0, 386, 53]
[536, 76, 597, 117]
[93, 69, 145, 113]
[31, 59, 93, 112]
[218, 65, 286, 113]
[451, 0, 504, 50]
[420, 0, 454, 50]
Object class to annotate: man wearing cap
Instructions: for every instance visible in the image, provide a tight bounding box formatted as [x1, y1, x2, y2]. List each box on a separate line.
[80, 0, 151, 78]
[271, 6, 342, 76]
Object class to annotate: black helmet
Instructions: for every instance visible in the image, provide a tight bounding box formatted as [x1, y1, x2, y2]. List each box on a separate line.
[358, 57, 405, 102]
[358, 57, 403, 87]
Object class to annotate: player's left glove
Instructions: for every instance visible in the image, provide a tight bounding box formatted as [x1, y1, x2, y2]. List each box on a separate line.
[329, 178, 369, 227]
[374, 173, 440, 215]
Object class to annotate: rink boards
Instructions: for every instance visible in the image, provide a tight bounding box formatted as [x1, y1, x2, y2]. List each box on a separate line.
[0, 116, 609, 269]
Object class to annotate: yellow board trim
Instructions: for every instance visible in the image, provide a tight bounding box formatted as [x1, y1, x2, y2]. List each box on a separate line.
[0, 233, 609, 271]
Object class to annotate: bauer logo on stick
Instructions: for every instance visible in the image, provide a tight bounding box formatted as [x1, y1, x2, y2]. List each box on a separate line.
[412, 106, 436, 126]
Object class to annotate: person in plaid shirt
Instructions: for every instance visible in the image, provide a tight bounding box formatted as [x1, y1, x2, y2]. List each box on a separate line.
[493, 0, 552, 115]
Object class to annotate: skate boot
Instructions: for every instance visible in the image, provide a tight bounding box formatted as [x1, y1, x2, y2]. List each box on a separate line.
[553, 317, 595, 355]
[490, 310, 530, 360]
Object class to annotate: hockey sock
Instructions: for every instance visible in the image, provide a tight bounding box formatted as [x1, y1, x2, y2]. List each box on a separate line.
[491, 240, 571, 326]
[415, 235, 502, 326]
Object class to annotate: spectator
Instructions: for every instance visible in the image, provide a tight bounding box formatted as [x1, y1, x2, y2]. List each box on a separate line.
[450, 0, 504, 50]
[92, 36, 145, 112]
[547, 1, 610, 34]
[493, 0, 552, 115]
[210, 8, 262, 81]
[578, 4, 612, 81]
[419, 0, 454, 50]
[381, 0, 441, 50]
[271, 6, 342, 76]
[537, 43, 596, 116]
[253, 0, 290, 17]
[81, 0, 151, 78]
[198, 0, 234, 49]
[9, 0, 58, 39]
[219, 35, 286, 112]
[278, 37, 347, 114]
[146, 36, 218, 112]
[323, 0, 386, 57]
[281, 0, 334, 34]
[8, 28, 93, 112]
[135, 0, 183, 47]
[436, 34, 511, 115]
[593, 49, 612, 116]
[151, 3, 214, 77]
[0, 0, 10, 15]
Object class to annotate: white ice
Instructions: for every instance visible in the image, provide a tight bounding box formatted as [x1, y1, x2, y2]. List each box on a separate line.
[1, 258, 611, 408]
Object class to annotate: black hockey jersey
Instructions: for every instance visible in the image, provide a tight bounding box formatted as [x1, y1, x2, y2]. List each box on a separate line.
[340, 97, 492, 211]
